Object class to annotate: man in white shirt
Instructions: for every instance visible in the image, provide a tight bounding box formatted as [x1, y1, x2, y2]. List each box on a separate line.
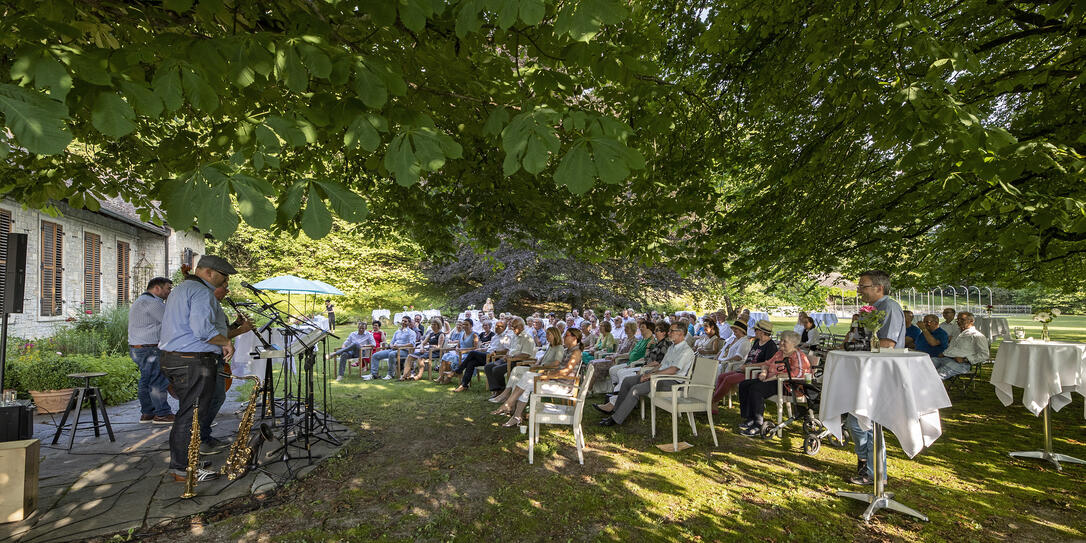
[596, 323, 695, 426]
[931, 312, 990, 379]
[611, 316, 627, 341]
[572, 309, 585, 328]
[483, 317, 536, 398]
[328, 322, 376, 381]
[939, 307, 962, 341]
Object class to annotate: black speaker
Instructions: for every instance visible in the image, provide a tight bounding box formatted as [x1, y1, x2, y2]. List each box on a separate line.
[0, 403, 34, 442]
[3, 232, 27, 314]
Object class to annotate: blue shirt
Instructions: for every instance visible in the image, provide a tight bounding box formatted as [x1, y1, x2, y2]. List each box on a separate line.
[873, 296, 906, 348]
[905, 325, 923, 347]
[128, 292, 166, 345]
[390, 327, 417, 347]
[159, 277, 224, 353]
[913, 327, 949, 357]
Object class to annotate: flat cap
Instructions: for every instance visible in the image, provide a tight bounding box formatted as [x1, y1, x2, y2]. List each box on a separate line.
[196, 254, 237, 276]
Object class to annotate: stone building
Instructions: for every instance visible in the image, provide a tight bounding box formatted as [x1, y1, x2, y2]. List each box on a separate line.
[0, 197, 205, 338]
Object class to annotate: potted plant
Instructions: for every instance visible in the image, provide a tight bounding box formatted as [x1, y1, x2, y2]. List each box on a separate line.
[14, 350, 84, 413]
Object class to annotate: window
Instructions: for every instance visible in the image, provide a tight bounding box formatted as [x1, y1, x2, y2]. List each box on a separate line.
[40, 221, 63, 317]
[83, 232, 101, 313]
[117, 241, 130, 304]
[0, 209, 10, 311]
[183, 247, 195, 267]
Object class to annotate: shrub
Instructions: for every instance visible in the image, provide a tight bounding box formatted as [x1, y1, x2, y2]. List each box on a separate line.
[6, 350, 139, 405]
[11, 350, 84, 392]
[41, 305, 130, 356]
[63, 354, 138, 405]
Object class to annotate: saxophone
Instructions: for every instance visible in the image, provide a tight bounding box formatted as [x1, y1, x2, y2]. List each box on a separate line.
[220, 375, 262, 480]
[181, 404, 200, 498]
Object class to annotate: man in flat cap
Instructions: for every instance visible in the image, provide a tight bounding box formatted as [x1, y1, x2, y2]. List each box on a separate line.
[158, 255, 238, 482]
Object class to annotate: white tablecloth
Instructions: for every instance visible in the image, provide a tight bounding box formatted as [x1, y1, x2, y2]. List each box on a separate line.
[974, 316, 1010, 341]
[990, 339, 1086, 418]
[371, 309, 391, 322]
[821, 350, 952, 458]
[747, 312, 770, 336]
[810, 312, 839, 326]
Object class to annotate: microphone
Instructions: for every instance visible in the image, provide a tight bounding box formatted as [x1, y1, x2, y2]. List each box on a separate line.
[241, 281, 263, 296]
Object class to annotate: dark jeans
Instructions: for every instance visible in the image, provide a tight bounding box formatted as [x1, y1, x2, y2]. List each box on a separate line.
[160, 352, 217, 471]
[130, 346, 172, 416]
[201, 357, 227, 439]
[457, 350, 488, 387]
[738, 378, 779, 423]
[484, 359, 510, 391]
[338, 345, 361, 376]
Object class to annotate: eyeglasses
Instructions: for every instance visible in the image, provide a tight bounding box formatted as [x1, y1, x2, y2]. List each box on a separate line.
[857, 284, 875, 290]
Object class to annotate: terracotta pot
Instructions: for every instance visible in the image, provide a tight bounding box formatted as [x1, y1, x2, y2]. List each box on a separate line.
[29, 388, 75, 414]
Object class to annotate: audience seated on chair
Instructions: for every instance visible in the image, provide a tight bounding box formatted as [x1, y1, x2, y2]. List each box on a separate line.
[712, 320, 777, 408]
[903, 310, 923, 349]
[692, 319, 723, 357]
[931, 312, 989, 379]
[798, 316, 820, 351]
[586, 321, 637, 390]
[453, 320, 505, 391]
[489, 327, 565, 406]
[492, 328, 584, 428]
[939, 307, 962, 341]
[737, 331, 812, 436]
[366, 316, 417, 380]
[483, 316, 537, 398]
[327, 321, 376, 382]
[438, 319, 478, 384]
[402, 318, 446, 381]
[595, 323, 695, 426]
[912, 314, 949, 357]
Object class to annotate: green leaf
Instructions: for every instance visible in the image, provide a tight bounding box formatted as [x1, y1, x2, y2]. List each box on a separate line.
[495, 1, 519, 29]
[483, 107, 509, 137]
[159, 172, 202, 230]
[278, 43, 309, 93]
[265, 116, 307, 147]
[152, 64, 184, 112]
[91, 92, 137, 138]
[0, 83, 72, 155]
[0, 138, 9, 159]
[501, 109, 561, 175]
[518, 0, 546, 26]
[65, 52, 111, 86]
[298, 45, 332, 79]
[354, 65, 388, 109]
[301, 184, 333, 238]
[554, 0, 626, 42]
[455, 0, 483, 38]
[195, 166, 239, 239]
[553, 141, 595, 194]
[10, 54, 72, 102]
[399, 0, 430, 32]
[279, 180, 307, 219]
[231, 173, 276, 228]
[119, 81, 163, 118]
[344, 113, 380, 152]
[384, 133, 422, 186]
[313, 179, 368, 222]
[181, 68, 219, 112]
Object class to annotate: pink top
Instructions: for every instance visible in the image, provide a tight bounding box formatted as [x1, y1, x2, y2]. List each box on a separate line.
[758, 350, 811, 380]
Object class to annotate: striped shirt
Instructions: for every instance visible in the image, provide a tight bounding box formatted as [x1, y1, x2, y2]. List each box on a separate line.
[128, 292, 167, 345]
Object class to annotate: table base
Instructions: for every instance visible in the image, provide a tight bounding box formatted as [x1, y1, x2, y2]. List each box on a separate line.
[1008, 404, 1085, 471]
[836, 490, 929, 522]
[835, 422, 929, 523]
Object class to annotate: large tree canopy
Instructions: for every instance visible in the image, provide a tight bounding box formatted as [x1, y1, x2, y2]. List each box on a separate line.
[1, 0, 1083, 291]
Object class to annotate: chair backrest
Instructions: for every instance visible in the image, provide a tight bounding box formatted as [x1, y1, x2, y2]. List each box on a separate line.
[571, 364, 595, 427]
[687, 356, 719, 403]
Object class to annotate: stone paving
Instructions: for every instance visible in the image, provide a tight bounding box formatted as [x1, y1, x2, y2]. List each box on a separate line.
[0, 389, 354, 543]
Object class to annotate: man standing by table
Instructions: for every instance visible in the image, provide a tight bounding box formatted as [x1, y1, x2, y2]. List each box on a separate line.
[931, 312, 989, 379]
[847, 269, 905, 485]
[128, 277, 175, 424]
[158, 255, 238, 482]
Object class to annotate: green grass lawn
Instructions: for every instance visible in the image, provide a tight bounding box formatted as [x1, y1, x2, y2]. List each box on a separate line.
[179, 324, 1086, 543]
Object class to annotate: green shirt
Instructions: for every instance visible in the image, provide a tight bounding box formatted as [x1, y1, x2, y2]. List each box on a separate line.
[596, 333, 616, 353]
[628, 337, 650, 363]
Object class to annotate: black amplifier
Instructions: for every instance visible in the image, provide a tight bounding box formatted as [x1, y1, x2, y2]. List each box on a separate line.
[0, 401, 34, 442]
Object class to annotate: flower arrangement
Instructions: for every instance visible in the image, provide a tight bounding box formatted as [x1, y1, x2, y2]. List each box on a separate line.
[1033, 309, 1060, 341]
[857, 305, 887, 351]
[985, 304, 994, 316]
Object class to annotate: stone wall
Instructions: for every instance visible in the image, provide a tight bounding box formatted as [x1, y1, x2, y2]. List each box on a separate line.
[0, 198, 205, 339]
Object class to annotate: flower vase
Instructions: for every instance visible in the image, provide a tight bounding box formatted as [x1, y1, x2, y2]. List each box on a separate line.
[870, 335, 880, 353]
[1041, 323, 1050, 342]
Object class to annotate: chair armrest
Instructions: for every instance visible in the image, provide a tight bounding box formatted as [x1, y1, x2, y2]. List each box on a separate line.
[744, 366, 763, 379]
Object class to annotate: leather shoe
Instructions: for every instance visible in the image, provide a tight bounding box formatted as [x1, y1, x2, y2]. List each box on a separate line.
[598, 417, 616, 427]
[592, 403, 612, 415]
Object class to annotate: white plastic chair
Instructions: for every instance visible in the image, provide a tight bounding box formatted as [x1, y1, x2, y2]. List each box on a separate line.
[650, 357, 719, 450]
[528, 365, 594, 465]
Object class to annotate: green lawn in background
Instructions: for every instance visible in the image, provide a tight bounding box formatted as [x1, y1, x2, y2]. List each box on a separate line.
[185, 318, 1086, 542]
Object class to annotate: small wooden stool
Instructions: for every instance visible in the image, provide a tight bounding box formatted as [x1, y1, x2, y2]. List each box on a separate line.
[51, 372, 115, 450]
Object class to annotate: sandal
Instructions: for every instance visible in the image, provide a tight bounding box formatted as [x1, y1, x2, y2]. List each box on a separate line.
[501, 416, 522, 428]
[453, 385, 467, 392]
[490, 407, 512, 416]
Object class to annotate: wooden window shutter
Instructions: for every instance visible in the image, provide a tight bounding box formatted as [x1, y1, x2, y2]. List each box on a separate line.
[117, 241, 130, 304]
[84, 232, 101, 312]
[0, 209, 11, 312]
[40, 221, 63, 316]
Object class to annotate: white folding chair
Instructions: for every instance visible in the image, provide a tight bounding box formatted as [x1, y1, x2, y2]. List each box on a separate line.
[528, 365, 594, 465]
[650, 357, 719, 451]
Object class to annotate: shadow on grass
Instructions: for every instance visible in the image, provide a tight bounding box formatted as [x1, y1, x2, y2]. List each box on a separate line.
[143, 364, 1086, 543]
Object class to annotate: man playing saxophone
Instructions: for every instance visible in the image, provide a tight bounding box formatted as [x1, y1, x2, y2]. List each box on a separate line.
[159, 255, 238, 483]
[199, 282, 254, 452]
